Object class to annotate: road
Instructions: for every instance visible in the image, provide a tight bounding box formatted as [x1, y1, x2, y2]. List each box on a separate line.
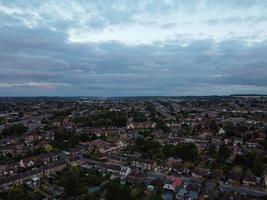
[220, 184, 267, 197]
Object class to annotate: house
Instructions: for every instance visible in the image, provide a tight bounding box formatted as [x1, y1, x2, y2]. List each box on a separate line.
[37, 154, 52, 165]
[19, 159, 35, 168]
[192, 168, 209, 180]
[147, 172, 165, 181]
[228, 169, 242, 185]
[6, 163, 19, 176]
[243, 170, 256, 186]
[176, 188, 187, 200]
[105, 164, 121, 175]
[163, 176, 182, 192]
[127, 169, 145, 184]
[107, 153, 129, 164]
[187, 191, 199, 200]
[0, 160, 67, 191]
[120, 166, 131, 177]
[131, 157, 157, 170]
[211, 169, 225, 181]
[165, 157, 183, 170]
[0, 165, 7, 177]
[264, 173, 267, 186]
[127, 121, 156, 130]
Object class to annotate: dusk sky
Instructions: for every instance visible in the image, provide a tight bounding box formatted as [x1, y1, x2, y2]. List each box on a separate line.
[0, 0, 267, 96]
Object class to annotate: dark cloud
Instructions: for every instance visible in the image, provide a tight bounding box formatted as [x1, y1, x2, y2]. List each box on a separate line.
[0, 0, 266, 96]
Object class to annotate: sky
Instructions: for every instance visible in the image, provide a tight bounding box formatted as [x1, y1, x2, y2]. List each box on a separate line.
[0, 0, 267, 96]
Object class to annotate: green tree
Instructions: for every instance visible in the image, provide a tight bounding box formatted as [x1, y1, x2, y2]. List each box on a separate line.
[53, 128, 79, 149]
[1, 124, 28, 138]
[178, 143, 198, 161]
[44, 144, 53, 152]
[207, 143, 216, 156]
[8, 185, 29, 200]
[83, 193, 98, 200]
[209, 119, 218, 133]
[252, 157, 264, 177]
[189, 125, 197, 135]
[106, 182, 133, 200]
[234, 151, 264, 176]
[64, 167, 81, 197]
[217, 144, 230, 162]
[144, 193, 162, 200]
[0, 117, 5, 125]
[222, 121, 236, 137]
[262, 139, 267, 150]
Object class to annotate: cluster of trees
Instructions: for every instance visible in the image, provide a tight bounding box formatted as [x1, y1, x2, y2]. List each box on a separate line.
[217, 144, 231, 162]
[138, 130, 153, 138]
[207, 143, 230, 163]
[53, 128, 109, 150]
[79, 133, 105, 143]
[152, 117, 169, 132]
[53, 128, 79, 150]
[262, 137, 267, 150]
[130, 137, 198, 162]
[209, 119, 219, 133]
[131, 137, 161, 160]
[51, 110, 71, 120]
[64, 167, 81, 197]
[4, 185, 30, 200]
[74, 111, 126, 127]
[260, 127, 267, 150]
[1, 123, 28, 138]
[162, 143, 198, 161]
[62, 166, 112, 200]
[106, 182, 133, 200]
[0, 117, 5, 125]
[234, 151, 265, 176]
[129, 111, 147, 122]
[206, 143, 265, 176]
[222, 121, 248, 138]
[105, 181, 162, 200]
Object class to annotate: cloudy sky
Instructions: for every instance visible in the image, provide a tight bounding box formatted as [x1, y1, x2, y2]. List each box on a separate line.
[0, 0, 267, 96]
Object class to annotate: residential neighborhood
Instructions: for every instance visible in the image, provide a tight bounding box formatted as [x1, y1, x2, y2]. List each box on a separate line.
[0, 96, 267, 199]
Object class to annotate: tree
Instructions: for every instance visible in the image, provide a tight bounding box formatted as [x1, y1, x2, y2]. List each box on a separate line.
[64, 167, 81, 197]
[0, 117, 5, 125]
[8, 185, 29, 200]
[177, 143, 198, 162]
[222, 121, 236, 137]
[209, 119, 218, 132]
[261, 136, 267, 150]
[44, 144, 53, 152]
[1, 124, 28, 138]
[217, 144, 230, 162]
[53, 128, 79, 149]
[131, 137, 161, 160]
[207, 143, 216, 156]
[234, 151, 264, 176]
[106, 182, 133, 200]
[252, 157, 264, 177]
[132, 111, 146, 122]
[144, 194, 162, 200]
[189, 125, 197, 135]
[83, 193, 98, 200]
[18, 111, 24, 118]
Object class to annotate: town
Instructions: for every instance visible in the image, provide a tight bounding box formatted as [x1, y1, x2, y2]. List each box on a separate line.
[0, 96, 266, 200]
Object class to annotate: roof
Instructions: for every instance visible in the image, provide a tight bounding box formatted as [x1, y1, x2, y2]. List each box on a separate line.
[243, 170, 256, 182]
[187, 191, 198, 200]
[165, 176, 182, 188]
[176, 188, 187, 197]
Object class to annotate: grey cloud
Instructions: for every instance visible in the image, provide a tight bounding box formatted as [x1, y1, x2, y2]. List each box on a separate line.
[0, 0, 267, 96]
